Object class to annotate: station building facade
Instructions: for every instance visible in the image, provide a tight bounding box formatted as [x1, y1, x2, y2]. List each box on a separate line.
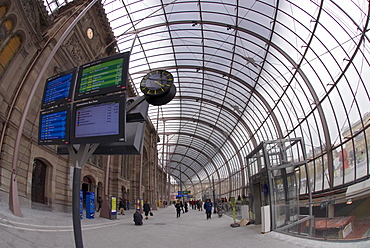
[0, 0, 167, 213]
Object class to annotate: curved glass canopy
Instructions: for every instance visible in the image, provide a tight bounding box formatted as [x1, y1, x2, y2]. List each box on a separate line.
[45, 0, 369, 196]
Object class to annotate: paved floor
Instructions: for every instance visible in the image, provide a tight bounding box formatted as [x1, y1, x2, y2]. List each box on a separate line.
[0, 202, 370, 248]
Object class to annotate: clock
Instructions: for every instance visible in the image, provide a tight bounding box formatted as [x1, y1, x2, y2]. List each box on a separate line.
[86, 27, 94, 39]
[140, 70, 174, 96]
[146, 84, 176, 106]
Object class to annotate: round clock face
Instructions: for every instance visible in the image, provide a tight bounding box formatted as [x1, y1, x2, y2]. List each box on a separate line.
[87, 28, 94, 39]
[140, 70, 174, 96]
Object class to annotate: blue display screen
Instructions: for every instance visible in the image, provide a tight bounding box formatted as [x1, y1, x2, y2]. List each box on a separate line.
[41, 68, 76, 109]
[43, 73, 73, 105]
[39, 109, 68, 144]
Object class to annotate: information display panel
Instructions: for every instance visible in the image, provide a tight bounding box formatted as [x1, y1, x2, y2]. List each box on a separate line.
[41, 68, 76, 109]
[38, 105, 71, 145]
[70, 94, 126, 144]
[58, 122, 146, 155]
[74, 52, 130, 100]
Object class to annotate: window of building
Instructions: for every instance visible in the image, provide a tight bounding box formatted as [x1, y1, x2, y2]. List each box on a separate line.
[0, 5, 22, 77]
[0, 5, 7, 19]
[89, 155, 103, 168]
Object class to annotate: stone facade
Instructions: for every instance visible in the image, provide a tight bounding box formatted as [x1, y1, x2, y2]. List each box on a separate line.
[0, 0, 166, 214]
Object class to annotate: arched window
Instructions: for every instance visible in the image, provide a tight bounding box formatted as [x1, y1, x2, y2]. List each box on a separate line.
[0, 5, 7, 19]
[0, 34, 21, 75]
[0, 4, 22, 77]
[0, 19, 12, 44]
[89, 155, 103, 168]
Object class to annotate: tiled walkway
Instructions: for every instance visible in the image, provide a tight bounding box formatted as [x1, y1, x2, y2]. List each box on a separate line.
[0, 202, 369, 248]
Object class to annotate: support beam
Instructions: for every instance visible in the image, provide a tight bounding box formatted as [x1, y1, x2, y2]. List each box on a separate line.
[68, 143, 99, 248]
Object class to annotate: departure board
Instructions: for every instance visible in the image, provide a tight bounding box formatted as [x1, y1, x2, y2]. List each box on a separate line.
[70, 94, 126, 144]
[38, 106, 70, 145]
[75, 100, 119, 138]
[78, 58, 123, 93]
[41, 68, 76, 109]
[74, 52, 130, 100]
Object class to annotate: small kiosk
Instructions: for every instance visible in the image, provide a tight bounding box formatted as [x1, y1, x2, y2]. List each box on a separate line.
[110, 196, 117, 220]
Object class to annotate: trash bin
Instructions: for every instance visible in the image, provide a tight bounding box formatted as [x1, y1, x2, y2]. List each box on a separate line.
[86, 192, 95, 219]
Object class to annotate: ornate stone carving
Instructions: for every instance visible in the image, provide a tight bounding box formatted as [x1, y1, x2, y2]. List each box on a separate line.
[63, 34, 85, 65]
[20, 0, 38, 31]
[87, 167, 97, 177]
[20, 47, 28, 58]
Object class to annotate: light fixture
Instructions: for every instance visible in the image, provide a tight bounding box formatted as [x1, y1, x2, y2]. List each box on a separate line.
[346, 199, 353, 205]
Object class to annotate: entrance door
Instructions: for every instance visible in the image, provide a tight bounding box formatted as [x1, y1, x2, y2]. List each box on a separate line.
[252, 182, 262, 224]
[271, 171, 299, 228]
[82, 176, 93, 207]
[31, 159, 46, 204]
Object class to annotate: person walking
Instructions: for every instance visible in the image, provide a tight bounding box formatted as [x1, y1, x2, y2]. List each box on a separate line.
[96, 196, 102, 212]
[175, 201, 181, 218]
[143, 200, 151, 219]
[119, 197, 125, 215]
[197, 199, 203, 211]
[126, 200, 130, 210]
[180, 201, 184, 213]
[204, 198, 213, 220]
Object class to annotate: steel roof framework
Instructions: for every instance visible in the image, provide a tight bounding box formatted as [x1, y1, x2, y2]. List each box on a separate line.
[44, 0, 370, 196]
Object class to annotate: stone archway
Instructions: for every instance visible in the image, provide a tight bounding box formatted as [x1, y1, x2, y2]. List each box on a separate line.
[82, 175, 95, 207]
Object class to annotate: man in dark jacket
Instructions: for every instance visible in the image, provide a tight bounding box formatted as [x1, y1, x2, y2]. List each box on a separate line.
[119, 197, 125, 215]
[143, 201, 151, 219]
[204, 199, 213, 219]
[133, 210, 143, 225]
[175, 201, 181, 218]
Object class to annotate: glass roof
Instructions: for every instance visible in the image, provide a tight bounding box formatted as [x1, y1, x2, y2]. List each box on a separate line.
[44, 0, 370, 191]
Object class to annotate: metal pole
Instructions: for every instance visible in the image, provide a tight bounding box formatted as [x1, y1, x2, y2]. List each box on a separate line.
[138, 147, 143, 212]
[180, 166, 182, 203]
[166, 135, 171, 204]
[72, 167, 83, 248]
[212, 176, 216, 213]
[152, 132, 158, 210]
[301, 138, 313, 235]
[68, 143, 99, 248]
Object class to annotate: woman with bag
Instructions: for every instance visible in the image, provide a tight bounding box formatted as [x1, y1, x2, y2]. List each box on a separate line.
[143, 200, 151, 219]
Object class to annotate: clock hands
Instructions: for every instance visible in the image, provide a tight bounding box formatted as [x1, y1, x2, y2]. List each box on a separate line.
[154, 80, 164, 87]
[141, 70, 174, 96]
